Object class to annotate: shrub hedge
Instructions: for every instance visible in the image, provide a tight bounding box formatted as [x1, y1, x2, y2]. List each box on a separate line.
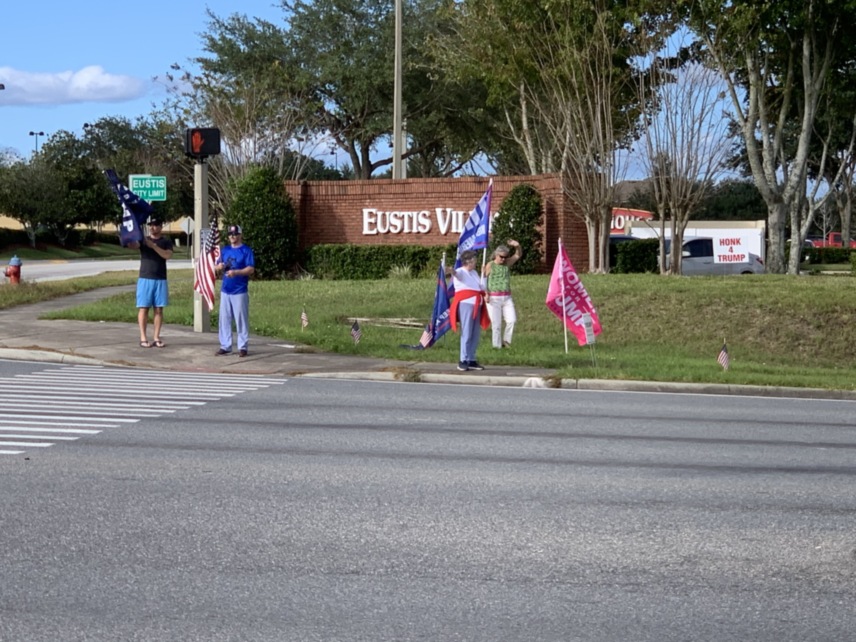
[490, 184, 544, 275]
[613, 238, 659, 273]
[305, 243, 458, 280]
[804, 247, 853, 265]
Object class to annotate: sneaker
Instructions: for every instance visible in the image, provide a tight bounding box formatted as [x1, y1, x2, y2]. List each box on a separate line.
[467, 361, 484, 371]
[457, 361, 469, 371]
[239, 349, 248, 358]
[503, 341, 511, 348]
[215, 348, 231, 356]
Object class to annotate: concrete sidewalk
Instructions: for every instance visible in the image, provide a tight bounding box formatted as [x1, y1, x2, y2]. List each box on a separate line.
[1, 286, 854, 399]
[0, 286, 556, 384]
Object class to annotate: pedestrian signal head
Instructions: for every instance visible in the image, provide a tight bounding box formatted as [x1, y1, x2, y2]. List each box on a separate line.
[184, 128, 221, 159]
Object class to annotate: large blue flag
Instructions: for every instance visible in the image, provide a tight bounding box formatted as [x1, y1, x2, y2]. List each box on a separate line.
[424, 260, 452, 348]
[104, 169, 152, 247]
[454, 179, 493, 268]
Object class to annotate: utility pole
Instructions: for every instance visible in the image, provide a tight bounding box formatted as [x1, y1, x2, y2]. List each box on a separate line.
[392, 0, 403, 179]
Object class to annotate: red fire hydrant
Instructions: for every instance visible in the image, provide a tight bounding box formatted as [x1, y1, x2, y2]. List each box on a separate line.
[4, 255, 22, 285]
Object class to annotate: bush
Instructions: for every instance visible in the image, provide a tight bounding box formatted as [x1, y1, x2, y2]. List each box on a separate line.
[490, 184, 544, 274]
[614, 239, 659, 273]
[0, 228, 31, 249]
[305, 243, 457, 279]
[804, 247, 853, 265]
[227, 167, 299, 279]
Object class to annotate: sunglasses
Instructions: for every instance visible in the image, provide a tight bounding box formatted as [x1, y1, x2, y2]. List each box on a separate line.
[496, 254, 509, 259]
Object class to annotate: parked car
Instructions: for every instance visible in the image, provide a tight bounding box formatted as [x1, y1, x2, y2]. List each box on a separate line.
[609, 234, 640, 245]
[808, 232, 856, 248]
[663, 237, 765, 275]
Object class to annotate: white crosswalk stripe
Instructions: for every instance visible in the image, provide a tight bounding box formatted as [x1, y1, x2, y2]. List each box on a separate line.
[0, 364, 286, 456]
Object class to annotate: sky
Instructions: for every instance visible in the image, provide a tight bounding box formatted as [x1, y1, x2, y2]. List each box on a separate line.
[0, 1, 286, 160]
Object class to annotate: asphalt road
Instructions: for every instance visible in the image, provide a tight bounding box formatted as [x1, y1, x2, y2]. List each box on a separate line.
[13, 258, 193, 283]
[1, 361, 855, 641]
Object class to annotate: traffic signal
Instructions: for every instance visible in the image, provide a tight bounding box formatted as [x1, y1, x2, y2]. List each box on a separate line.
[184, 128, 221, 159]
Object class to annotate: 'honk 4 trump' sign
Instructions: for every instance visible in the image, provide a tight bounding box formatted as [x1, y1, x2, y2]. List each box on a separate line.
[713, 235, 754, 264]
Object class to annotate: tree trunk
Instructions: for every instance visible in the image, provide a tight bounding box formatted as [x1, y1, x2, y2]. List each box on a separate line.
[767, 202, 788, 274]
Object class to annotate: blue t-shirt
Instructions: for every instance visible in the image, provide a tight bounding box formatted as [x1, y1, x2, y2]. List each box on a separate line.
[218, 244, 255, 295]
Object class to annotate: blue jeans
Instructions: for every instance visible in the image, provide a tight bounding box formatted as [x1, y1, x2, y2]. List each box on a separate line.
[458, 300, 481, 362]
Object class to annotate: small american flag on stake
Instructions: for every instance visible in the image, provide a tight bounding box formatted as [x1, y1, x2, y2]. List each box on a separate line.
[301, 308, 309, 329]
[419, 325, 432, 349]
[717, 342, 730, 370]
[351, 320, 362, 344]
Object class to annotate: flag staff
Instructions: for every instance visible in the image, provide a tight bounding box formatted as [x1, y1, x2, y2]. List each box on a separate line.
[480, 178, 493, 274]
[558, 238, 569, 354]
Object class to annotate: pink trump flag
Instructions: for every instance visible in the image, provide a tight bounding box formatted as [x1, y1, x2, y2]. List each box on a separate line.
[545, 240, 602, 346]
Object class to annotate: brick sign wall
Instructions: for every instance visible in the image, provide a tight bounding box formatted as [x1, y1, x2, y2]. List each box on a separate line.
[283, 174, 590, 271]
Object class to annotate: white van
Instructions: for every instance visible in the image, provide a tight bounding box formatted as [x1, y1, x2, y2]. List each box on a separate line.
[664, 237, 765, 275]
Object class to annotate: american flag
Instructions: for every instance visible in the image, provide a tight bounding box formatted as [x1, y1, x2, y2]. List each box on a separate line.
[301, 308, 309, 329]
[419, 325, 432, 348]
[351, 320, 362, 344]
[717, 343, 730, 370]
[193, 215, 221, 311]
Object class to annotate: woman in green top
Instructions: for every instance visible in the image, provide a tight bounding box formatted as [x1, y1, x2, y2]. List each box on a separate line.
[482, 240, 521, 348]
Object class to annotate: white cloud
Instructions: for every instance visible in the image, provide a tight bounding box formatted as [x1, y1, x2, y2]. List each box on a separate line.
[0, 65, 147, 106]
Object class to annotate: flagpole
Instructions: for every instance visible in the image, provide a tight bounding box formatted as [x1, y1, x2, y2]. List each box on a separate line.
[559, 238, 568, 354]
[480, 178, 493, 274]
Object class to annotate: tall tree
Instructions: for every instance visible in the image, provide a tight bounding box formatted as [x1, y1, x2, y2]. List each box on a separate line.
[81, 116, 193, 223]
[0, 160, 68, 247]
[435, 0, 665, 271]
[633, 52, 734, 274]
[683, 0, 856, 273]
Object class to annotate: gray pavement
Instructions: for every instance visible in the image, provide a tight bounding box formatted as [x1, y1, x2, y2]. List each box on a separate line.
[1, 285, 854, 400]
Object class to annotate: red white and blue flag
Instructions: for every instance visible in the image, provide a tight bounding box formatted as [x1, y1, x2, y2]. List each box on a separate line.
[104, 169, 151, 247]
[717, 343, 730, 370]
[193, 215, 221, 311]
[419, 260, 452, 349]
[454, 179, 492, 268]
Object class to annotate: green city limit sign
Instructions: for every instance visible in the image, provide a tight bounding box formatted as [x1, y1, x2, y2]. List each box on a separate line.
[129, 174, 167, 202]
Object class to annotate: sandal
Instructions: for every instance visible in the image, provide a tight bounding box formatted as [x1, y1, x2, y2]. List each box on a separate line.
[140, 341, 153, 348]
[153, 340, 166, 348]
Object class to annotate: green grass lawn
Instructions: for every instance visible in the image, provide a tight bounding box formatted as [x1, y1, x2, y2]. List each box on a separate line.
[0, 242, 191, 262]
[11, 267, 855, 391]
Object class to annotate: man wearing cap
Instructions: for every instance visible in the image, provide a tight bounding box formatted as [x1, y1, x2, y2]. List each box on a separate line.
[215, 225, 256, 357]
[127, 216, 173, 348]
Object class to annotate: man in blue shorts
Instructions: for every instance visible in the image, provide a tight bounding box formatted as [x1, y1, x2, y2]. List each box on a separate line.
[128, 216, 173, 348]
[215, 225, 256, 357]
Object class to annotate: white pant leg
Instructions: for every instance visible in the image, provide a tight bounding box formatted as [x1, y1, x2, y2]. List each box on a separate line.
[501, 296, 517, 345]
[487, 298, 503, 348]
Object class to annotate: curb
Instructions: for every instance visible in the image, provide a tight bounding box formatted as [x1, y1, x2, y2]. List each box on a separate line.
[293, 371, 856, 399]
[3, 348, 855, 400]
[0, 348, 105, 366]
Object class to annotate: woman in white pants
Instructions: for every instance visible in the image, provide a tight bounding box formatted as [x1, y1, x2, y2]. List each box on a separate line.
[483, 240, 521, 348]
